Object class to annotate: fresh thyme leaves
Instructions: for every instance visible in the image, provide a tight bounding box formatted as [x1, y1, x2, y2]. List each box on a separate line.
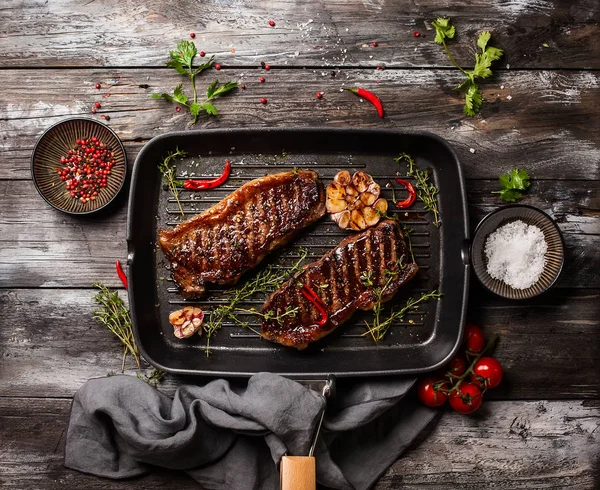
[92, 283, 141, 372]
[363, 289, 442, 343]
[203, 248, 309, 354]
[237, 306, 300, 326]
[402, 224, 416, 263]
[137, 368, 166, 388]
[492, 168, 531, 202]
[152, 40, 238, 122]
[432, 18, 503, 116]
[360, 271, 374, 287]
[395, 153, 441, 227]
[158, 148, 187, 216]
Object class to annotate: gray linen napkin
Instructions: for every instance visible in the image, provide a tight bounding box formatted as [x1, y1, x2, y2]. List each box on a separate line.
[65, 372, 435, 489]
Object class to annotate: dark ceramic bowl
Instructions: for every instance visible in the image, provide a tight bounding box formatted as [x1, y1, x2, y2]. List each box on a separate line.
[471, 205, 564, 299]
[31, 118, 127, 215]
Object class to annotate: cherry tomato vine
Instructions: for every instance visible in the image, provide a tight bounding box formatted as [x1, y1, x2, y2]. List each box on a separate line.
[417, 325, 503, 415]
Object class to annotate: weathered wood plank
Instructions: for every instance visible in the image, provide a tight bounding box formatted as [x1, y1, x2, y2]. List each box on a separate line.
[0, 288, 597, 399]
[0, 0, 598, 69]
[1, 179, 596, 289]
[1, 69, 598, 180]
[0, 397, 597, 489]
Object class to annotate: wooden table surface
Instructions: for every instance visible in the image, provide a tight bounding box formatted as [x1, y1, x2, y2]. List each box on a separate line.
[1, 1, 599, 488]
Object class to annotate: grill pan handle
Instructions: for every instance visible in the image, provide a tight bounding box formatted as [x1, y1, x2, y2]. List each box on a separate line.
[462, 239, 471, 266]
[280, 456, 316, 490]
[280, 377, 334, 490]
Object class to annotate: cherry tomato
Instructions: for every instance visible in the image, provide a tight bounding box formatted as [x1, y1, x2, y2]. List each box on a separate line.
[445, 354, 467, 378]
[449, 382, 483, 414]
[464, 324, 485, 353]
[471, 357, 503, 389]
[417, 377, 449, 407]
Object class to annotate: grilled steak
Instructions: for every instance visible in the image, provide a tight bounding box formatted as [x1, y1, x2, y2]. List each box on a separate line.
[261, 220, 418, 349]
[158, 170, 326, 298]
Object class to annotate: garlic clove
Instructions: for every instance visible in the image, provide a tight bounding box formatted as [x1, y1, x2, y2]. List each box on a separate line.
[326, 182, 346, 200]
[350, 209, 367, 230]
[367, 182, 381, 197]
[326, 198, 347, 213]
[363, 206, 380, 227]
[333, 170, 351, 186]
[337, 210, 351, 229]
[374, 198, 388, 214]
[360, 192, 377, 206]
[352, 171, 372, 193]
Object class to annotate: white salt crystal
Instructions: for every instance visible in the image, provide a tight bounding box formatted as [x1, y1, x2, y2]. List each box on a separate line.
[506, 95, 513, 101]
[469, 148, 476, 154]
[484, 220, 548, 289]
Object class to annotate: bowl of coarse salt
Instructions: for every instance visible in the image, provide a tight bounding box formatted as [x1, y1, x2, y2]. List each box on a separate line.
[471, 205, 565, 299]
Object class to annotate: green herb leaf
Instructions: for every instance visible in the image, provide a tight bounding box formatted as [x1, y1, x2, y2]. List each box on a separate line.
[431, 19, 502, 117]
[166, 59, 188, 77]
[189, 102, 201, 118]
[432, 17, 455, 44]
[200, 103, 218, 116]
[169, 40, 197, 69]
[173, 84, 188, 105]
[154, 41, 238, 123]
[206, 80, 238, 100]
[463, 81, 483, 116]
[472, 33, 504, 79]
[193, 55, 215, 75]
[92, 283, 141, 372]
[152, 92, 176, 103]
[496, 188, 523, 202]
[395, 152, 441, 227]
[158, 148, 187, 215]
[206, 80, 219, 99]
[493, 168, 531, 202]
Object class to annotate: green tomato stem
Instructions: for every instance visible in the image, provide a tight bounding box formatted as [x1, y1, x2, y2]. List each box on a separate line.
[439, 334, 499, 394]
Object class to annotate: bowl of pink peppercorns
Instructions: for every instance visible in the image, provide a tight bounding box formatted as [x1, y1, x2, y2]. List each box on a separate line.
[31, 117, 127, 215]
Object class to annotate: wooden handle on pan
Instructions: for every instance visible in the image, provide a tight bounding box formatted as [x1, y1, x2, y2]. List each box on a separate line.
[280, 456, 316, 490]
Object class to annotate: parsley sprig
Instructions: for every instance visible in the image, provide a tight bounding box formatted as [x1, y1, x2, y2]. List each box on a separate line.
[152, 40, 238, 122]
[493, 168, 531, 202]
[432, 18, 503, 116]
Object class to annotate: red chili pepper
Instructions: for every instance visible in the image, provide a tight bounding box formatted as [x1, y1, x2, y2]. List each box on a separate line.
[395, 178, 417, 208]
[183, 160, 231, 190]
[342, 87, 384, 118]
[116, 260, 128, 289]
[301, 285, 329, 327]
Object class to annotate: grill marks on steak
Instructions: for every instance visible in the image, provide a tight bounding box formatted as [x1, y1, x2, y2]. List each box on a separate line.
[260, 220, 419, 349]
[158, 170, 326, 298]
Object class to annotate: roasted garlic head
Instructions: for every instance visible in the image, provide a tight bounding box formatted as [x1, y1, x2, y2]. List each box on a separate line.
[326, 170, 388, 230]
[169, 306, 205, 339]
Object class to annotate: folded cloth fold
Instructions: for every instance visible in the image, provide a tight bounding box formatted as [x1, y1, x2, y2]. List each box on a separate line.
[65, 372, 434, 490]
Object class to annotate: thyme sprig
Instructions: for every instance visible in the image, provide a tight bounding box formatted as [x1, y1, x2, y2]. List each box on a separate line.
[158, 148, 187, 216]
[236, 306, 300, 326]
[92, 283, 141, 372]
[203, 248, 309, 354]
[363, 288, 442, 343]
[137, 368, 166, 388]
[395, 153, 441, 227]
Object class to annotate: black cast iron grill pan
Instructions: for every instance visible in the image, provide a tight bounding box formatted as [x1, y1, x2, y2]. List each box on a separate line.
[127, 128, 469, 378]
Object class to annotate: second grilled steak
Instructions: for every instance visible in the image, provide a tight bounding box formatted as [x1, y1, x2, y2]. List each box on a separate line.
[261, 220, 419, 349]
[158, 170, 326, 298]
